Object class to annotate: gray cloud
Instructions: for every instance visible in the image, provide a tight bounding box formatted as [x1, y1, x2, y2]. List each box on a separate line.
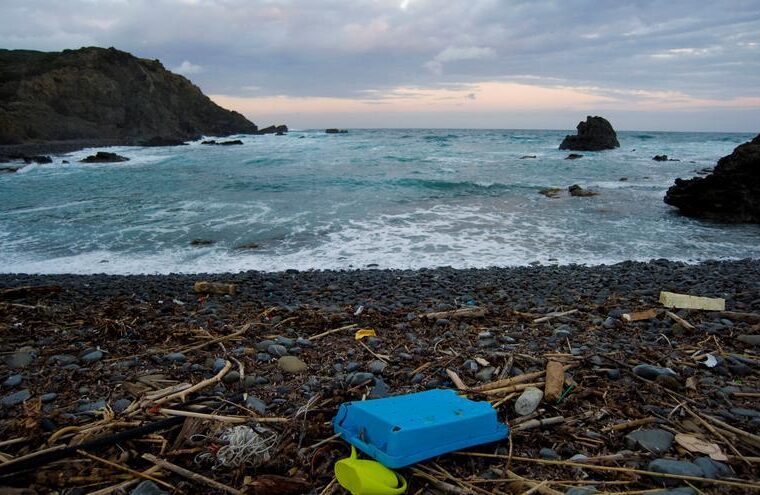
[1, 0, 759, 128]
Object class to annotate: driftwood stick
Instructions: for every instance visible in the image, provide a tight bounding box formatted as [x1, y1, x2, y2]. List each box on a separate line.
[154, 360, 231, 404]
[308, 324, 358, 341]
[481, 382, 545, 397]
[87, 466, 163, 495]
[471, 370, 547, 392]
[452, 452, 760, 490]
[422, 307, 487, 320]
[143, 453, 243, 494]
[178, 325, 249, 354]
[513, 416, 564, 431]
[601, 417, 659, 432]
[533, 309, 578, 324]
[665, 310, 695, 330]
[158, 408, 289, 423]
[78, 450, 173, 491]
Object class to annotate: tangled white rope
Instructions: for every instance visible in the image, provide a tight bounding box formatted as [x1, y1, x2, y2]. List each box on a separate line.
[195, 425, 277, 468]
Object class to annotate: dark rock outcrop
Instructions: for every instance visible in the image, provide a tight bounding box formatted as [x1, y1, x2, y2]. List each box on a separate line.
[257, 125, 288, 135]
[0, 47, 258, 146]
[559, 116, 620, 151]
[653, 155, 680, 162]
[201, 139, 243, 146]
[80, 151, 128, 163]
[568, 184, 598, 197]
[325, 128, 348, 134]
[565, 153, 583, 160]
[664, 133, 760, 223]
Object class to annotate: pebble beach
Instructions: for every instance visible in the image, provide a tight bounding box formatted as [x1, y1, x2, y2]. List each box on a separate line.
[1, 259, 759, 493]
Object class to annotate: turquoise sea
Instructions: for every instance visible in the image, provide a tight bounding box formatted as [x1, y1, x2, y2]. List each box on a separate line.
[1, 129, 759, 274]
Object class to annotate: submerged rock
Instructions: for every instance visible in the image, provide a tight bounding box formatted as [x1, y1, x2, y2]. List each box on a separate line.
[80, 152, 129, 163]
[664, 133, 760, 223]
[568, 184, 598, 197]
[559, 116, 620, 151]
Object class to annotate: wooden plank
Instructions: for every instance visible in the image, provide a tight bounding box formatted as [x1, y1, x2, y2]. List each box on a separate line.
[659, 291, 725, 311]
[621, 308, 658, 322]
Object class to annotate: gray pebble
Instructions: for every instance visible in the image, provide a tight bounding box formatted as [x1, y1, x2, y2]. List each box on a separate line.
[737, 334, 760, 346]
[222, 370, 241, 384]
[49, 354, 77, 366]
[256, 352, 272, 362]
[410, 373, 425, 384]
[348, 372, 375, 386]
[462, 359, 479, 373]
[693, 456, 731, 479]
[245, 396, 267, 414]
[368, 360, 387, 374]
[130, 480, 169, 495]
[212, 357, 227, 373]
[2, 374, 22, 388]
[81, 350, 104, 363]
[267, 344, 288, 357]
[633, 364, 678, 380]
[296, 337, 313, 348]
[476, 366, 495, 382]
[165, 352, 187, 363]
[77, 400, 106, 413]
[113, 398, 132, 413]
[274, 336, 295, 347]
[648, 459, 703, 483]
[2, 389, 31, 407]
[346, 361, 361, 372]
[40, 392, 58, 403]
[625, 429, 674, 454]
[515, 387, 543, 416]
[4, 351, 34, 369]
[539, 447, 559, 460]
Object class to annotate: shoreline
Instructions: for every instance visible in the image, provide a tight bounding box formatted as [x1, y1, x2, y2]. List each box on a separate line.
[2, 258, 759, 310]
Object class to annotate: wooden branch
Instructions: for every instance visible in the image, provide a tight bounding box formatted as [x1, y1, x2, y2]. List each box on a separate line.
[601, 417, 658, 432]
[454, 453, 760, 490]
[87, 466, 162, 495]
[471, 370, 547, 392]
[533, 309, 578, 324]
[665, 310, 695, 331]
[78, 450, 174, 491]
[143, 453, 243, 494]
[308, 324, 357, 341]
[422, 307, 487, 320]
[158, 408, 289, 423]
[621, 308, 658, 322]
[0, 285, 61, 299]
[154, 360, 231, 404]
[513, 416, 564, 431]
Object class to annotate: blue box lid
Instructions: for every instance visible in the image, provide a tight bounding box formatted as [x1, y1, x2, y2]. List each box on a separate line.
[333, 389, 509, 468]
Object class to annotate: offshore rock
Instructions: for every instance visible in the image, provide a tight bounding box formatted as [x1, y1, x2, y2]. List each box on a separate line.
[664, 134, 760, 223]
[80, 151, 129, 163]
[559, 116, 620, 151]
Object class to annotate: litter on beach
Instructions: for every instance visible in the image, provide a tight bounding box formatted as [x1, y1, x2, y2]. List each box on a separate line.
[333, 389, 509, 468]
[659, 291, 726, 311]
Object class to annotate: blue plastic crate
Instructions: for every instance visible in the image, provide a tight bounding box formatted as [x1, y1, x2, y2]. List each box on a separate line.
[333, 389, 509, 468]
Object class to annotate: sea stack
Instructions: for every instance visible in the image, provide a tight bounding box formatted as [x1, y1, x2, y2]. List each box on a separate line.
[0, 46, 258, 146]
[559, 116, 620, 151]
[664, 133, 760, 223]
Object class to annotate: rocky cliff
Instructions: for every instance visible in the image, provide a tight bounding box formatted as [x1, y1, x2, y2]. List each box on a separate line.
[0, 47, 258, 145]
[664, 134, 760, 223]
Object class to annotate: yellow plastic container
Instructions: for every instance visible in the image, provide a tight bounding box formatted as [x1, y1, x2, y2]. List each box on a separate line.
[334, 446, 407, 495]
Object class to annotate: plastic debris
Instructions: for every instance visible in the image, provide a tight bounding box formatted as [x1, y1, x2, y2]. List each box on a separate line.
[335, 446, 407, 495]
[354, 328, 377, 340]
[195, 425, 277, 468]
[333, 389, 508, 468]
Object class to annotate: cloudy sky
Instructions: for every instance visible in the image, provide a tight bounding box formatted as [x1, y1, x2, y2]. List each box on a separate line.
[2, 0, 759, 131]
